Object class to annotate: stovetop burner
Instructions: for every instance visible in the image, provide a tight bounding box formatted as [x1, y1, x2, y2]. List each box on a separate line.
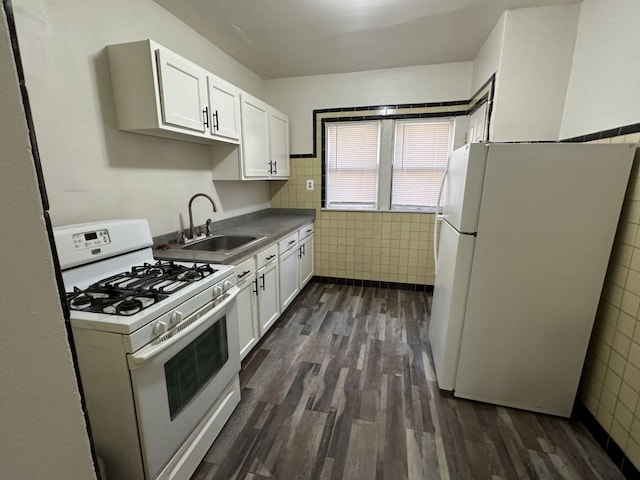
[66, 260, 218, 316]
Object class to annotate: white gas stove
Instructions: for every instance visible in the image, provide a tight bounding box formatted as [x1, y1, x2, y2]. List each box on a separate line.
[55, 219, 241, 480]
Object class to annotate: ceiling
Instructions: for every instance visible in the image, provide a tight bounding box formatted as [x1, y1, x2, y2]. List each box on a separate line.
[154, 0, 580, 79]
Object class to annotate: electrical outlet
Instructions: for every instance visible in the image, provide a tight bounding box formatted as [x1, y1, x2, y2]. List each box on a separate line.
[306, 179, 314, 191]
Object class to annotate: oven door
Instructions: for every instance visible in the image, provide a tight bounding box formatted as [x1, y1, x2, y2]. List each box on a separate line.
[127, 286, 240, 480]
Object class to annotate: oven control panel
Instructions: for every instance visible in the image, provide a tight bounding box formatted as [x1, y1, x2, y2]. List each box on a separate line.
[72, 229, 111, 250]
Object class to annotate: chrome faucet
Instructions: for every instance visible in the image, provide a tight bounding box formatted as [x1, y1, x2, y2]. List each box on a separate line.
[187, 193, 217, 240]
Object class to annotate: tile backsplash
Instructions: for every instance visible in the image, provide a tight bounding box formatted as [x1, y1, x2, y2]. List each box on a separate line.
[270, 157, 436, 286]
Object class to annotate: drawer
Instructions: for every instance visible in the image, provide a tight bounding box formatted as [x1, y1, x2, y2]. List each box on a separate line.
[234, 256, 256, 283]
[278, 232, 298, 254]
[256, 243, 278, 269]
[298, 223, 314, 240]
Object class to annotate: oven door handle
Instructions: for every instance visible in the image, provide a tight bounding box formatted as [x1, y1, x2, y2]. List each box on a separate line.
[128, 286, 239, 369]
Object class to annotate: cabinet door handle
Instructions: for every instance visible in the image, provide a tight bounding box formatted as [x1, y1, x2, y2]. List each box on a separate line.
[268, 160, 273, 174]
[203, 106, 209, 128]
[273, 160, 277, 174]
[260, 273, 266, 291]
[302, 244, 306, 256]
[213, 109, 220, 131]
[299, 245, 303, 258]
[237, 270, 251, 280]
[252, 278, 258, 295]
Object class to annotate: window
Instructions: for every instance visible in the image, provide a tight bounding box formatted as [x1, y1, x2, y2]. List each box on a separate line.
[326, 121, 380, 209]
[324, 118, 453, 211]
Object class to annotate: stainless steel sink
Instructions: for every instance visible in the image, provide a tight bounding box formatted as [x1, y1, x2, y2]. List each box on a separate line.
[181, 235, 264, 253]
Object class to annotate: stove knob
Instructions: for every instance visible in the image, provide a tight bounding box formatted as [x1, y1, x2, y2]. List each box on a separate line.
[223, 280, 233, 291]
[153, 320, 168, 336]
[213, 285, 223, 297]
[170, 311, 183, 326]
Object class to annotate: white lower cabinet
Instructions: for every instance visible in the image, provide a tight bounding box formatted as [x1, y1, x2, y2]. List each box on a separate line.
[234, 257, 259, 360]
[234, 222, 314, 359]
[278, 232, 299, 311]
[256, 244, 280, 335]
[298, 224, 314, 289]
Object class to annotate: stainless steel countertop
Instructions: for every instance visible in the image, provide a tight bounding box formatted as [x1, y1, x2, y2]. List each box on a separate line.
[153, 212, 315, 265]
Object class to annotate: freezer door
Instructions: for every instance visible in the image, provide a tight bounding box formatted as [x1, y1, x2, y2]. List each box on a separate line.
[442, 143, 488, 234]
[429, 220, 475, 391]
[453, 143, 635, 416]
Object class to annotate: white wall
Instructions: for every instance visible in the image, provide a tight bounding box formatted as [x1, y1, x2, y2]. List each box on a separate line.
[0, 4, 96, 478]
[471, 13, 505, 94]
[12, 0, 270, 236]
[489, 5, 579, 142]
[561, 0, 640, 139]
[264, 62, 473, 155]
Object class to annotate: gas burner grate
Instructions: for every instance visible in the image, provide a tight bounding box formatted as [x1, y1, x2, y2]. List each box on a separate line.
[65, 260, 218, 316]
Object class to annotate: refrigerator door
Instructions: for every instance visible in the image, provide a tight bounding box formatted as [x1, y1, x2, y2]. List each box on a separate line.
[429, 220, 476, 391]
[453, 143, 635, 416]
[442, 143, 488, 234]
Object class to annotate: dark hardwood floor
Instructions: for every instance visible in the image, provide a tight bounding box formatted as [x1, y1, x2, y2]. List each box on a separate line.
[191, 282, 622, 480]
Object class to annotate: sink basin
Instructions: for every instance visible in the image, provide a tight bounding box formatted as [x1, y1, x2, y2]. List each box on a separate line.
[181, 235, 263, 253]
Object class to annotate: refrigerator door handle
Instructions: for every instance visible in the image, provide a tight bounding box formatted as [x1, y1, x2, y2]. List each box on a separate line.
[433, 161, 450, 275]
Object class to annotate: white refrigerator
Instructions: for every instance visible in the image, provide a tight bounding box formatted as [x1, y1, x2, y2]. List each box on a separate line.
[429, 142, 635, 417]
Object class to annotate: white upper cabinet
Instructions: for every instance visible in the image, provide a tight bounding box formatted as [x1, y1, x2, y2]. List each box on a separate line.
[269, 110, 290, 178]
[212, 92, 290, 180]
[107, 39, 239, 145]
[207, 76, 241, 142]
[241, 94, 271, 178]
[156, 48, 207, 133]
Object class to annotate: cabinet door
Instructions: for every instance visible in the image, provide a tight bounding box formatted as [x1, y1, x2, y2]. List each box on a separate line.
[207, 76, 241, 142]
[279, 247, 299, 311]
[155, 48, 207, 133]
[257, 262, 280, 335]
[237, 273, 259, 360]
[269, 110, 290, 178]
[299, 235, 314, 288]
[240, 95, 270, 178]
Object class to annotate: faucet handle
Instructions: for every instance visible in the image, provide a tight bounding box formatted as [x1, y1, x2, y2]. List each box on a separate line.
[205, 218, 213, 236]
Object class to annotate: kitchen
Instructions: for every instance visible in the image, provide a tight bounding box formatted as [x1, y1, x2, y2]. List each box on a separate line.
[2, 0, 640, 479]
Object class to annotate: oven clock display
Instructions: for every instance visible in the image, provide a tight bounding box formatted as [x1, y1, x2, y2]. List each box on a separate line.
[72, 229, 111, 249]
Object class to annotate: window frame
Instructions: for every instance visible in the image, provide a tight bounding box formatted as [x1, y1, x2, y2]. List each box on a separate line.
[322, 116, 455, 213]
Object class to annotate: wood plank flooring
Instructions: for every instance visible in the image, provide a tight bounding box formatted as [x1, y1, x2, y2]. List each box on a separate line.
[191, 282, 623, 480]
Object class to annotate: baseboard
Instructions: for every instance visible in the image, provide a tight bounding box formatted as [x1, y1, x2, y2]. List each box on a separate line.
[573, 401, 640, 479]
[311, 275, 433, 292]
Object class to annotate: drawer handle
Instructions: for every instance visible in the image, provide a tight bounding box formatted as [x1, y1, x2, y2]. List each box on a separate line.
[306, 229, 312, 233]
[288, 240, 296, 245]
[265, 254, 276, 261]
[237, 270, 251, 279]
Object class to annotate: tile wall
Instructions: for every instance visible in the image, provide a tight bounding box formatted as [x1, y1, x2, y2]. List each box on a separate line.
[270, 158, 436, 285]
[578, 131, 640, 472]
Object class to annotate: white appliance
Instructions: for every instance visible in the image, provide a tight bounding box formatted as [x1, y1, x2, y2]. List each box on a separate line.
[54, 219, 241, 480]
[430, 142, 635, 417]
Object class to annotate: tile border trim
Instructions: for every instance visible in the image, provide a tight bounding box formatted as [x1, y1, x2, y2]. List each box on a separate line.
[562, 121, 640, 143]
[290, 73, 496, 160]
[312, 275, 434, 292]
[573, 401, 640, 479]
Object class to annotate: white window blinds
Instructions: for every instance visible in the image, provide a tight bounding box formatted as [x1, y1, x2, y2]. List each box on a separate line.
[391, 120, 453, 209]
[326, 121, 380, 209]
